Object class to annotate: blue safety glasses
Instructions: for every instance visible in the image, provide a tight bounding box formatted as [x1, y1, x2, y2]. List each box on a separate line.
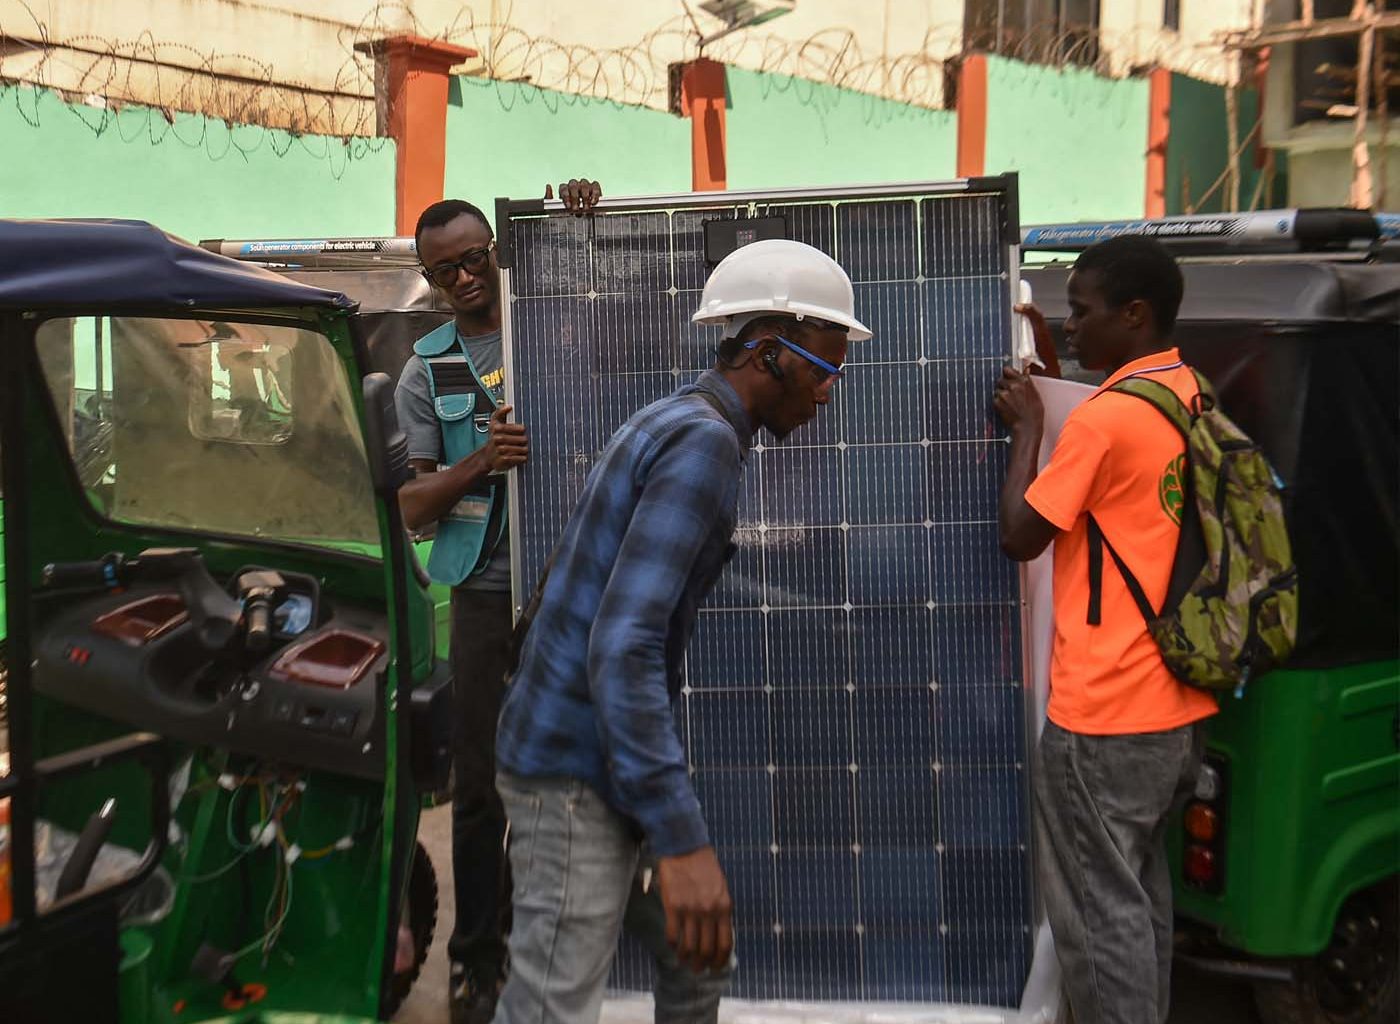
[743, 335, 846, 384]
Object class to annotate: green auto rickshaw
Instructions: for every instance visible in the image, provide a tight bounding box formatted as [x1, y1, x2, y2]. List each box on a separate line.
[0, 218, 451, 1023]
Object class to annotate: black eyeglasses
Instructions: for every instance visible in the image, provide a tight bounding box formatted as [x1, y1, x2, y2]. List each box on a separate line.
[422, 241, 495, 288]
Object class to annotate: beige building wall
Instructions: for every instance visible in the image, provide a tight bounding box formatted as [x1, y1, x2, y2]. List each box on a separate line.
[0, 0, 1256, 135]
[1286, 145, 1400, 210]
[1098, 0, 1257, 82]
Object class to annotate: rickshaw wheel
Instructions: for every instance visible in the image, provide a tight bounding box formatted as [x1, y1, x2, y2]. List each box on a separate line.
[385, 840, 438, 1017]
[1254, 878, 1398, 1024]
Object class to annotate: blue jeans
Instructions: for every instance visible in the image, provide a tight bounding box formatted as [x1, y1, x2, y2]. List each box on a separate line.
[493, 773, 731, 1024]
[1033, 720, 1206, 1024]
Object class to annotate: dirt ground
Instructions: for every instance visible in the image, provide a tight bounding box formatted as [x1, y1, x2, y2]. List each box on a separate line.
[393, 804, 1261, 1024]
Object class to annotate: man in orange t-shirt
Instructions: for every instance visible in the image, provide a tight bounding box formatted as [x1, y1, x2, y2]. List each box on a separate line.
[993, 235, 1215, 1024]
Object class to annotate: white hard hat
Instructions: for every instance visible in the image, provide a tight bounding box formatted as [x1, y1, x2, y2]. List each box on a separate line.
[692, 238, 872, 342]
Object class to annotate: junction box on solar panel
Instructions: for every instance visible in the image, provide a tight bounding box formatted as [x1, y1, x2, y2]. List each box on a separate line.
[702, 216, 788, 267]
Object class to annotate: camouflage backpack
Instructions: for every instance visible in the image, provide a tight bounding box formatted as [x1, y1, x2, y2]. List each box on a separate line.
[1086, 368, 1299, 695]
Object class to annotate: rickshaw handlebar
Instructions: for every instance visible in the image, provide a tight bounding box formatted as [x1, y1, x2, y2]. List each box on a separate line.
[43, 548, 245, 653]
[42, 553, 129, 590]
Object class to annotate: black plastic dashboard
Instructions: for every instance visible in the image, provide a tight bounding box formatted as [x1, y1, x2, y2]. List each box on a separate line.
[32, 569, 391, 780]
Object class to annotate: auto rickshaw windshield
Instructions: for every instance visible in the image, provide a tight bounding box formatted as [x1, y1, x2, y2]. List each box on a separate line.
[34, 315, 381, 553]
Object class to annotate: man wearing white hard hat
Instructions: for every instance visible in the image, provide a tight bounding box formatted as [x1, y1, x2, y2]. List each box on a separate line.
[494, 238, 870, 1024]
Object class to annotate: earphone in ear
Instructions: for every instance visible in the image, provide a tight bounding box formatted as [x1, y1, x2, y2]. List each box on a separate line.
[762, 347, 785, 380]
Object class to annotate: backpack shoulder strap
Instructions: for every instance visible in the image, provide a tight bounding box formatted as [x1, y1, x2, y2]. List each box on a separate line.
[1085, 367, 1194, 629]
[1086, 513, 1158, 627]
[507, 548, 556, 677]
[1189, 367, 1217, 402]
[1107, 376, 1193, 441]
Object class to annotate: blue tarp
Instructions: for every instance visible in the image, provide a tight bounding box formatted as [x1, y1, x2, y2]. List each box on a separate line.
[0, 219, 354, 312]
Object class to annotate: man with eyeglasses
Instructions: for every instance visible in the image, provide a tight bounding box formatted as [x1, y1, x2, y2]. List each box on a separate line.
[393, 180, 601, 1024]
[492, 238, 869, 1024]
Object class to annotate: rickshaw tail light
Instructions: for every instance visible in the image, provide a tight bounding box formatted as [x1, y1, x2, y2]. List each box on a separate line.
[1184, 801, 1219, 843]
[1184, 844, 1217, 885]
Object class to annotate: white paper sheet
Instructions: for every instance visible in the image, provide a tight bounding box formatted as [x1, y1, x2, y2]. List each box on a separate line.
[1024, 377, 1096, 735]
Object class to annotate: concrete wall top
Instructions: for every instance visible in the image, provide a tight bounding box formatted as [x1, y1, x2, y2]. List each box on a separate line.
[0, 0, 1255, 135]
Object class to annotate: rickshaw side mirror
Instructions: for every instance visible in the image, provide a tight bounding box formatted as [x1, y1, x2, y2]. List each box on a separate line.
[362, 372, 411, 495]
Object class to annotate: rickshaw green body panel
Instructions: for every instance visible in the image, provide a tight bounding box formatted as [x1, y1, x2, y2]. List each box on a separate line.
[1169, 662, 1400, 955]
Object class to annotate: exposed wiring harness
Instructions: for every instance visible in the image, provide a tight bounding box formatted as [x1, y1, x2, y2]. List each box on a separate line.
[178, 762, 381, 967]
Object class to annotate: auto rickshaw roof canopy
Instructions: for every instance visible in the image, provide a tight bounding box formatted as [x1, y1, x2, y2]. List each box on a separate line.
[0, 219, 355, 312]
[1023, 257, 1400, 325]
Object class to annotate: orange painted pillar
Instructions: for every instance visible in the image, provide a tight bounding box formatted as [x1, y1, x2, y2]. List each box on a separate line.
[1252, 48, 1272, 171]
[681, 59, 728, 191]
[356, 34, 478, 235]
[1145, 67, 1172, 217]
[956, 54, 988, 179]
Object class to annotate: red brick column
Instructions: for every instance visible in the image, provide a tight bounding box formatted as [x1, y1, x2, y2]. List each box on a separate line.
[956, 54, 989, 179]
[357, 34, 478, 234]
[1146, 67, 1172, 217]
[680, 58, 728, 191]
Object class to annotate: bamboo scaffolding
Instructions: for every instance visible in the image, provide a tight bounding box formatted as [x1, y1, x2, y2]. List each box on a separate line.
[1219, 2, 1396, 210]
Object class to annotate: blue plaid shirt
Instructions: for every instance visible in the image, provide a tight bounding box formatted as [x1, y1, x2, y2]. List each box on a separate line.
[497, 370, 753, 856]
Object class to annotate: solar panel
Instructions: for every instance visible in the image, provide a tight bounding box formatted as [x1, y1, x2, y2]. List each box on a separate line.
[500, 180, 1032, 1007]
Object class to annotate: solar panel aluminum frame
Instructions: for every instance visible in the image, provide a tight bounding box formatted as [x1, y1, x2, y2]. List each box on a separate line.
[493, 177, 1022, 274]
[496, 176, 1054, 1015]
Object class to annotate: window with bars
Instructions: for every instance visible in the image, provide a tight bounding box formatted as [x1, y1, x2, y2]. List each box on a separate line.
[962, 0, 1102, 68]
[1291, 1, 1398, 128]
[1164, 0, 1181, 32]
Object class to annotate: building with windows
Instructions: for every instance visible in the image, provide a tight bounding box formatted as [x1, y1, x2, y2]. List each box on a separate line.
[1229, 1, 1397, 208]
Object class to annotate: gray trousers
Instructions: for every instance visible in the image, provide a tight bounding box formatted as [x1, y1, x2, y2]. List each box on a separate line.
[1033, 719, 1206, 1024]
[493, 773, 731, 1024]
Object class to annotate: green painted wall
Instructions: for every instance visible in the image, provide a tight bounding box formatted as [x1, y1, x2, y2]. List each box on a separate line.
[444, 77, 691, 220]
[726, 69, 956, 189]
[0, 85, 395, 242]
[984, 56, 1149, 224]
[1166, 74, 1277, 214]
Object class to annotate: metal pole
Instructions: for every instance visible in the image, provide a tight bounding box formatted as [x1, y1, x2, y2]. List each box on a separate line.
[94, 316, 105, 395]
[1352, 11, 1376, 209]
[1226, 83, 1242, 212]
[1249, 149, 1275, 211]
[1374, 20, 1390, 208]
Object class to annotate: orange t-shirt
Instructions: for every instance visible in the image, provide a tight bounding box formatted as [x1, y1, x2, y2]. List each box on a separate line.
[1025, 348, 1218, 735]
